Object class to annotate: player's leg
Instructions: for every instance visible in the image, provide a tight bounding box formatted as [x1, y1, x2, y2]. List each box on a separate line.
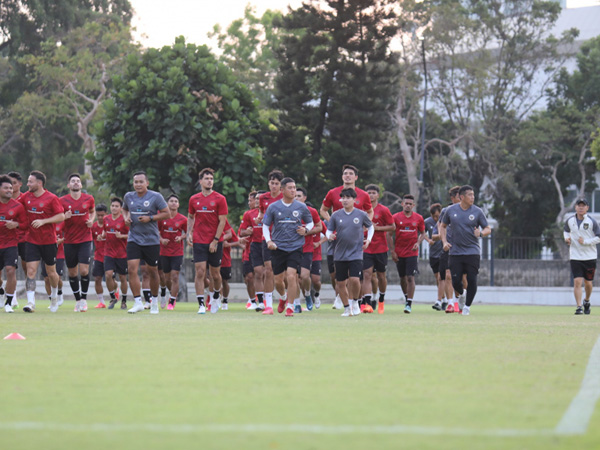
[65, 244, 82, 302]
[24, 243, 42, 311]
[310, 261, 322, 309]
[193, 243, 209, 313]
[126, 242, 145, 313]
[207, 242, 223, 313]
[361, 253, 374, 312]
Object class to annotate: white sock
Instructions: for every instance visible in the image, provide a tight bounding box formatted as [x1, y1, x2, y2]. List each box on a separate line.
[265, 292, 273, 308]
[293, 298, 301, 306]
[135, 296, 142, 304]
[27, 290, 35, 304]
[151, 296, 157, 304]
[98, 293, 105, 303]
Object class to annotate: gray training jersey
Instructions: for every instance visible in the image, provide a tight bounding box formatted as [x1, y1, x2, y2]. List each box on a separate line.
[438, 204, 454, 245]
[424, 216, 443, 259]
[263, 199, 313, 252]
[441, 203, 488, 256]
[123, 190, 168, 246]
[328, 208, 373, 261]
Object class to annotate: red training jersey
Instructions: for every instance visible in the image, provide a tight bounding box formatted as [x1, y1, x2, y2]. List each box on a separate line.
[322, 186, 372, 214]
[392, 211, 425, 258]
[0, 199, 28, 249]
[159, 212, 187, 257]
[19, 190, 64, 246]
[14, 192, 27, 243]
[240, 208, 262, 243]
[103, 214, 129, 259]
[221, 221, 239, 268]
[60, 193, 95, 244]
[303, 206, 321, 253]
[313, 221, 326, 262]
[365, 203, 394, 254]
[259, 191, 283, 215]
[188, 191, 228, 245]
[92, 221, 106, 262]
[238, 223, 251, 262]
[55, 222, 65, 259]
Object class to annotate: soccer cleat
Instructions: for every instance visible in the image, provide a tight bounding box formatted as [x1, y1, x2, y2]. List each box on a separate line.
[333, 295, 343, 310]
[458, 292, 466, 311]
[575, 306, 583, 315]
[167, 303, 174, 310]
[210, 299, 219, 314]
[462, 305, 470, 316]
[144, 301, 151, 310]
[197, 305, 206, 314]
[294, 304, 302, 314]
[285, 305, 294, 317]
[445, 303, 454, 314]
[378, 302, 384, 314]
[404, 303, 411, 314]
[95, 302, 107, 309]
[277, 299, 286, 314]
[150, 299, 159, 315]
[23, 302, 35, 313]
[115, 290, 120, 300]
[584, 301, 591, 315]
[80, 300, 88, 312]
[5, 304, 14, 313]
[315, 297, 321, 309]
[454, 301, 460, 313]
[221, 303, 228, 311]
[360, 304, 366, 313]
[262, 306, 274, 315]
[246, 300, 252, 309]
[108, 299, 117, 309]
[305, 295, 313, 311]
[341, 307, 351, 317]
[74, 300, 82, 312]
[432, 301, 442, 311]
[49, 297, 59, 313]
[363, 304, 374, 314]
[255, 303, 265, 312]
[160, 297, 167, 309]
[13, 298, 19, 308]
[351, 300, 361, 316]
[441, 301, 448, 311]
[247, 301, 257, 310]
[128, 301, 145, 314]
[120, 300, 127, 310]
[57, 296, 64, 306]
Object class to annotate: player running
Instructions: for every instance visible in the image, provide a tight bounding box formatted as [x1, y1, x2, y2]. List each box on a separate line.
[91, 204, 108, 308]
[103, 197, 129, 309]
[425, 203, 446, 311]
[240, 190, 263, 311]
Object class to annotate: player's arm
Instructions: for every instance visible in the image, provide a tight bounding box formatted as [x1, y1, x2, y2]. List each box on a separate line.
[122, 208, 132, 226]
[387, 229, 398, 262]
[32, 211, 65, 229]
[320, 202, 331, 221]
[209, 214, 228, 252]
[140, 206, 169, 223]
[186, 213, 195, 246]
[365, 207, 374, 221]
[475, 225, 492, 238]
[86, 209, 96, 227]
[306, 219, 322, 236]
[363, 224, 375, 250]
[5, 206, 27, 230]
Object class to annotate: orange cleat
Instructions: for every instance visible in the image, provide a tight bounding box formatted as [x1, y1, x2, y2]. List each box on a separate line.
[363, 304, 374, 314]
[378, 302, 384, 314]
[445, 303, 455, 314]
[285, 305, 294, 317]
[360, 304, 366, 313]
[94, 302, 106, 309]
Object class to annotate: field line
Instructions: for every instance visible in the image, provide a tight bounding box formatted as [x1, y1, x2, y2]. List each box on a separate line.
[556, 334, 600, 435]
[0, 421, 553, 437]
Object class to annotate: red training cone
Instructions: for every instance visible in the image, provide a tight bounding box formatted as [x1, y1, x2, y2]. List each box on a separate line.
[4, 333, 26, 340]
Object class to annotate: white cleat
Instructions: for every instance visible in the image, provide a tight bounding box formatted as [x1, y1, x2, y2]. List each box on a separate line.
[458, 292, 466, 311]
[197, 305, 206, 314]
[221, 303, 228, 311]
[315, 297, 321, 309]
[128, 301, 145, 314]
[80, 300, 88, 312]
[57, 296, 64, 306]
[255, 303, 265, 312]
[246, 301, 255, 310]
[143, 301, 151, 310]
[160, 297, 167, 309]
[210, 299, 219, 314]
[150, 299, 159, 315]
[351, 300, 361, 316]
[462, 305, 470, 316]
[341, 307, 351, 317]
[74, 300, 82, 312]
[13, 299, 19, 308]
[333, 295, 343, 310]
[5, 304, 14, 313]
[49, 297, 59, 313]
[23, 302, 35, 313]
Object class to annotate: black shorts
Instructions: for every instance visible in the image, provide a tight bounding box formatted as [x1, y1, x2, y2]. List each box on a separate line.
[104, 256, 128, 276]
[42, 258, 64, 277]
[0, 246, 18, 271]
[160, 255, 183, 273]
[396, 256, 419, 278]
[193, 242, 223, 267]
[301, 252, 313, 271]
[271, 248, 302, 276]
[429, 257, 440, 275]
[18, 242, 26, 260]
[127, 242, 160, 267]
[92, 259, 105, 278]
[243, 260, 254, 277]
[262, 240, 273, 263]
[363, 252, 388, 273]
[250, 241, 264, 268]
[25, 242, 57, 266]
[311, 260, 322, 276]
[449, 254, 480, 277]
[335, 260, 363, 282]
[327, 255, 335, 274]
[220, 266, 232, 280]
[571, 259, 597, 281]
[64, 241, 92, 268]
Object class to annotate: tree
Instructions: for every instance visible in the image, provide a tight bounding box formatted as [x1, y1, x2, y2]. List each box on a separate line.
[93, 37, 264, 207]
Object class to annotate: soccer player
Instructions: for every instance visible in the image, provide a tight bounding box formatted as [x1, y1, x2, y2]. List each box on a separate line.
[294, 187, 322, 312]
[425, 203, 446, 311]
[42, 222, 65, 310]
[123, 171, 169, 314]
[91, 204, 108, 308]
[19, 170, 65, 313]
[389, 194, 425, 314]
[438, 186, 461, 313]
[440, 185, 491, 316]
[0, 174, 27, 313]
[311, 218, 326, 309]
[187, 168, 228, 315]
[240, 191, 262, 310]
[60, 173, 96, 312]
[326, 188, 374, 317]
[221, 220, 246, 310]
[564, 198, 599, 315]
[362, 184, 395, 314]
[238, 198, 256, 309]
[8, 171, 27, 304]
[158, 194, 187, 310]
[103, 197, 129, 309]
[263, 177, 314, 317]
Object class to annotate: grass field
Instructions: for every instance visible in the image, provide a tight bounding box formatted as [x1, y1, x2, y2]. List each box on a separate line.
[1, 301, 599, 450]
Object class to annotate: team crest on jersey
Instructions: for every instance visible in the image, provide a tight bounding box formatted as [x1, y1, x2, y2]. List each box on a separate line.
[469, 215, 475, 221]
[144, 201, 150, 207]
[584, 223, 590, 230]
[375, 214, 379, 219]
[353, 218, 359, 224]
[293, 211, 299, 217]
[83, 203, 88, 209]
[210, 201, 215, 206]
[9, 210, 14, 216]
[40, 202, 44, 207]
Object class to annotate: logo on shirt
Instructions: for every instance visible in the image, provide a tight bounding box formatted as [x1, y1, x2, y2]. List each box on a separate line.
[9, 210, 14, 216]
[353, 218, 359, 224]
[40, 202, 44, 207]
[210, 201, 215, 206]
[469, 215, 475, 221]
[293, 211, 299, 217]
[83, 203, 88, 209]
[584, 223, 590, 230]
[144, 201, 150, 207]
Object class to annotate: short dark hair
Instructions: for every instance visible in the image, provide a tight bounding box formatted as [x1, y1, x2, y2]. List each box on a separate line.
[257, 190, 267, 195]
[403, 194, 415, 201]
[68, 173, 81, 182]
[449, 186, 460, 197]
[7, 171, 21, 182]
[430, 203, 442, 215]
[365, 184, 379, 193]
[110, 196, 123, 206]
[281, 177, 295, 188]
[340, 188, 357, 198]
[133, 171, 147, 180]
[0, 174, 12, 186]
[167, 194, 179, 201]
[296, 186, 307, 197]
[199, 168, 214, 179]
[306, 201, 315, 209]
[30, 170, 46, 186]
[342, 164, 358, 176]
[268, 169, 284, 182]
[95, 203, 108, 213]
[459, 185, 474, 196]
[249, 191, 257, 198]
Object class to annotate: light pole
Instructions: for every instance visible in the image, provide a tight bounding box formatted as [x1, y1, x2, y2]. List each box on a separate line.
[419, 36, 428, 208]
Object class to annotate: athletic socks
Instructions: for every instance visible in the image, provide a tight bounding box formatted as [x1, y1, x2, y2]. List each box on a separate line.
[364, 295, 372, 307]
[197, 295, 205, 306]
[265, 292, 273, 308]
[406, 298, 413, 307]
[222, 298, 228, 304]
[160, 287, 167, 297]
[5, 294, 13, 306]
[69, 277, 81, 301]
[169, 296, 176, 305]
[257, 292, 264, 304]
[26, 290, 35, 304]
[97, 293, 105, 303]
[0, 286, 4, 296]
[80, 274, 90, 299]
[142, 289, 151, 303]
[314, 291, 320, 299]
[51, 286, 58, 298]
[213, 290, 220, 300]
[109, 291, 116, 300]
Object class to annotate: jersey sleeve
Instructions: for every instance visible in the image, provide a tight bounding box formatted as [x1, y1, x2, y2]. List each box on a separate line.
[16, 203, 28, 230]
[123, 193, 130, 211]
[301, 204, 313, 225]
[477, 209, 489, 229]
[322, 190, 334, 210]
[218, 195, 229, 216]
[155, 193, 168, 211]
[310, 208, 321, 225]
[362, 212, 373, 229]
[441, 208, 451, 225]
[188, 195, 195, 216]
[51, 195, 64, 216]
[262, 204, 273, 227]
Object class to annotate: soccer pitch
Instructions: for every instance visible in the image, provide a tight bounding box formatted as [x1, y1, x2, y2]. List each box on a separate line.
[1, 303, 599, 450]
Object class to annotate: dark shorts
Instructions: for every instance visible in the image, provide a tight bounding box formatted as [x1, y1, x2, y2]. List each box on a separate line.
[429, 257, 440, 275]
[220, 266, 232, 280]
[271, 248, 302, 276]
[243, 260, 254, 277]
[449, 253, 480, 275]
[18, 242, 27, 260]
[250, 241, 264, 268]
[262, 240, 273, 264]
[439, 251, 449, 280]
[335, 260, 363, 282]
[396, 256, 419, 278]
[64, 241, 92, 268]
[104, 256, 128, 276]
[0, 246, 18, 271]
[327, 255, 335, 274]
[571, 259, 597, 281]
[363, 252, 388, 273]
[193, 242, 223, 268]
[127, 242, 160, 267]
[160, 255, 183, 273]
[42, 258, 64, 277]
[301, 252, 313, 271]
[92, 259, 105, 278]
[25, 242, 57, 266]
[311, 260, 322, 277]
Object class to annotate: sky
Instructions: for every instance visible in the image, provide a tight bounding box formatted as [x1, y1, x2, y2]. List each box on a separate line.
[129, 0, 599, 50]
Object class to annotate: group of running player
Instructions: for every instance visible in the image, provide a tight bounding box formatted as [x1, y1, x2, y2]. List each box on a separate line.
[0, 164, 493, 317]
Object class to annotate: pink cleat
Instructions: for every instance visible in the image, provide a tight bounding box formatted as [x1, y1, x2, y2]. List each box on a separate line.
[262, 307, 274, 315]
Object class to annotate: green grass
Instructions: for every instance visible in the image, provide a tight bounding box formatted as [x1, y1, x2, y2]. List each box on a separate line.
[1, 302, 599, 450]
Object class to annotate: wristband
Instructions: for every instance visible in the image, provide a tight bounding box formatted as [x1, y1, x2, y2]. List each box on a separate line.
[149, 215, 153, 222]
[213, 237, 219, 241]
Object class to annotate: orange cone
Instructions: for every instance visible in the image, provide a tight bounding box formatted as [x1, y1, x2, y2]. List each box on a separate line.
[4, 333, 26, 340]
